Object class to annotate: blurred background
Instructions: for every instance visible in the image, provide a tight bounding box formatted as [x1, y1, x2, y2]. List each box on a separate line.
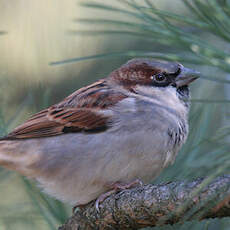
[0, 0, 229, 229]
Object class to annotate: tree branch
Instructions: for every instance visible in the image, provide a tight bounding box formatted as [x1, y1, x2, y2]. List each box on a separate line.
[59, 175, 230, 230]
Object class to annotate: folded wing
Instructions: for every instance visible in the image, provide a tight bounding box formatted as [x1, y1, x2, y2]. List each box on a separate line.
[4, 80, 127, 139]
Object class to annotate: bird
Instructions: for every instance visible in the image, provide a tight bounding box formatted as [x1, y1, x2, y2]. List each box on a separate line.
[0, 58, 199, 211]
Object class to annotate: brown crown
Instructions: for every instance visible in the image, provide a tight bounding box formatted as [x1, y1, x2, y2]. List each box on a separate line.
[109, 59, 180, 88]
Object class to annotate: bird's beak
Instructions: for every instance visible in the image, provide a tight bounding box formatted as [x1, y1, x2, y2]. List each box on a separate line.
[175, 65, 200, 88]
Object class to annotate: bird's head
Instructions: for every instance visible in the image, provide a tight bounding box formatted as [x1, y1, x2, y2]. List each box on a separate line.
[109, 58, 200, 104]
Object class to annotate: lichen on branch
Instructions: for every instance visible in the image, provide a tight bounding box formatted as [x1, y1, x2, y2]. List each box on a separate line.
[59, 175, 230, 230]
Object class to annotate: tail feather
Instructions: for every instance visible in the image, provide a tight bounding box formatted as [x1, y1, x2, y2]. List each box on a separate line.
[0, 140, 39, 176]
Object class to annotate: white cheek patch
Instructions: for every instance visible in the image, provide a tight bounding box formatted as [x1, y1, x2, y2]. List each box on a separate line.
[134, 85, 188, 117]
[162, 87, 187, 116]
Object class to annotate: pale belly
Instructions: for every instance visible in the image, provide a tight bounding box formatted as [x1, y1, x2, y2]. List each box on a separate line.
[33, 128, 176, 205]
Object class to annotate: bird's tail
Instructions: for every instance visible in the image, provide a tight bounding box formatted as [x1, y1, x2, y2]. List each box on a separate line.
[0, 140, 38, 176]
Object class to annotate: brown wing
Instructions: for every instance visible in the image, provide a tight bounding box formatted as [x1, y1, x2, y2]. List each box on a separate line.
[4, 80, 127, 139]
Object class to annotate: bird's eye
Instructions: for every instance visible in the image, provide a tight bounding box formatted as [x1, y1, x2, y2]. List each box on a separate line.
[152, 73, 166, 82]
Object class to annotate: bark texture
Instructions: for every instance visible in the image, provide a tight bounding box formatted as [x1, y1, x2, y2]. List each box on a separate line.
[59, 175, 230, 230]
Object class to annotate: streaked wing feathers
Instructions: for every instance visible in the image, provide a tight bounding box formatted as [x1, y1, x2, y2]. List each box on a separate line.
[4, 80, 127, 139]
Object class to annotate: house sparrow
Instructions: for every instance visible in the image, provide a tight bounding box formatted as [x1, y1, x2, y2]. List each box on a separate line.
[0, 59, 199, 210]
